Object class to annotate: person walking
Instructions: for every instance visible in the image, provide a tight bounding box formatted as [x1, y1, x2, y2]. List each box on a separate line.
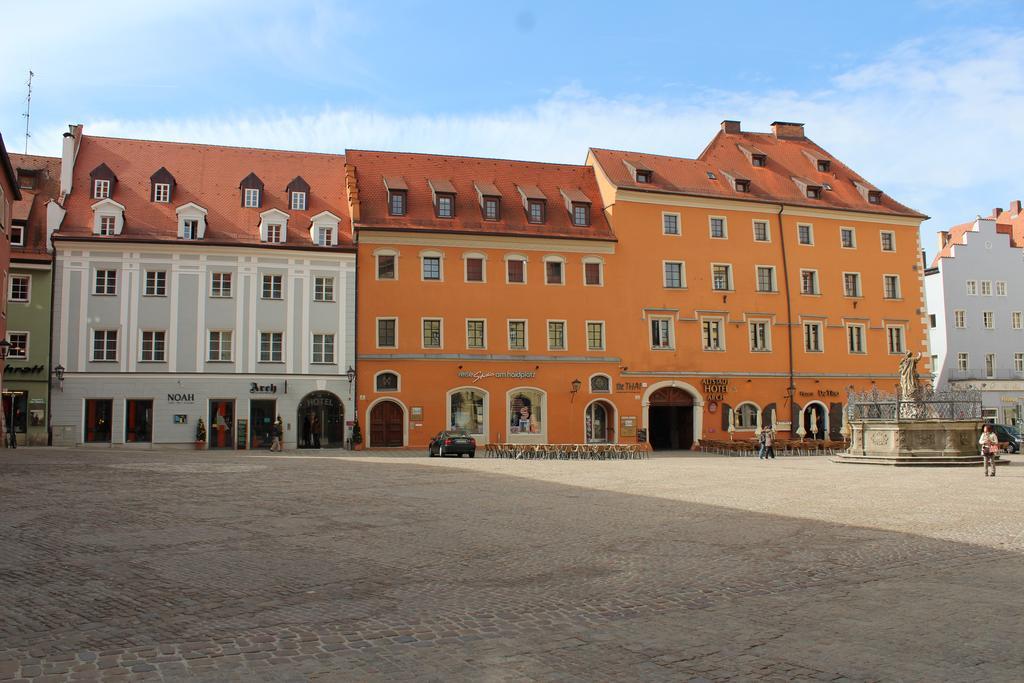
[758, 427, 775, 459]
[270, 416, 283, 452]
[311, 414, 321, 449]
[979, 424, 999, 477]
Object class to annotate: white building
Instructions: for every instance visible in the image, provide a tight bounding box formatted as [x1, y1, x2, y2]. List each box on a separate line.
[926, 206, 1024, 426]
[49, 126, 356, 448]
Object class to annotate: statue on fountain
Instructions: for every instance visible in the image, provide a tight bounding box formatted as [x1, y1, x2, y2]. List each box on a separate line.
[898, 351, 922, 398]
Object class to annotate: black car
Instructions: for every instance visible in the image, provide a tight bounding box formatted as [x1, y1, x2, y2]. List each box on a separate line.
[428, 430, 476, 457]
[991, 424, 1021, 454]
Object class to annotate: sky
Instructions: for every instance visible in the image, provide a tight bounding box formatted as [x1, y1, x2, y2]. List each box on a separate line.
[3, 0, 1023, 257]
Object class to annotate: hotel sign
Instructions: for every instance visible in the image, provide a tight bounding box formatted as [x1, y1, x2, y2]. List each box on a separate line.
[702, 378, 729, 402]
[457, 370, 537, 383]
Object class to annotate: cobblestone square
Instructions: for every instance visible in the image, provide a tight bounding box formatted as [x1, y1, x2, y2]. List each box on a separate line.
[1, 448, 1023, 681]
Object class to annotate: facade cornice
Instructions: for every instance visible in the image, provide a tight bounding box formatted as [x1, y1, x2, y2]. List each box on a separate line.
[53, 236, 356, 258]
[357, 230, 617, 254]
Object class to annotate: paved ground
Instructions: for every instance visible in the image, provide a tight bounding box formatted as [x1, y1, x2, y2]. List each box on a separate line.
[1, 448, 1023, 682]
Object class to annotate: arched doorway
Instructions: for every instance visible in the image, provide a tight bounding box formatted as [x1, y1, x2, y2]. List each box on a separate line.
[585, 400, 616, 443]
[648, 387, 694, 450]
[369, 399, 405, 447]
[298, 391, 344, 448]
[801, 402, 827, 440]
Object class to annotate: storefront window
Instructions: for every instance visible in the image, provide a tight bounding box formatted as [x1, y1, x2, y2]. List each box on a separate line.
[2, 392, 28, 434]
[508, 389, 543, 436]
[449, 389, 485, 435]
[736, 403, 759, 429]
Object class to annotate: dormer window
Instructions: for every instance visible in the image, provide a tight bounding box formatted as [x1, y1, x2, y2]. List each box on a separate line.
[429, 179, 457, 219]
[868, 190, 882, 205]
[89, 163, 117, 199]
[474, 181, 502, 221]
[266, 224, 283, 243]
[624, 159, 653, 184]
[484, 197, 500, 220]
[153, 184, 170, 203]
[706, 171, 716, 180]
[99, 215, 116, 235]
[817, 160, 831, 172]
[735, 179, 750, 193]
[528, 200, 545, 224]
[94, 180, 110, 199]
[572, 203, 590, 226]
[636, 169, 652, 183]
[258, 208, 289, 243]
[384, 176, 409, 216]
[561, 188, 592, 227]
[182, 219, 199, 240]
[239, 172, 264, 208]
[806, 187, 821, 199]
[17, 170, 37, 190]
[436, 194, 454, 218]
[285, 176, 310, 211]
[91, 198, 125, 236]
[175, 202, 207, 240]
[150, 167, 175, 203]
[308, 211, 340, 247]
[517, 184, 548, 224]
[751, 154, 766, 167]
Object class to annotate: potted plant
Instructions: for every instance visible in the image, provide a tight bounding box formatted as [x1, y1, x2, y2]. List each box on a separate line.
[350, 419, 362, 450]
[195, 418, 207, 450]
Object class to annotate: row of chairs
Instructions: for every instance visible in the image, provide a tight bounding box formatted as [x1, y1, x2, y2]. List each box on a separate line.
[483, 443, 649, 460]
[699, 439, 850, 457]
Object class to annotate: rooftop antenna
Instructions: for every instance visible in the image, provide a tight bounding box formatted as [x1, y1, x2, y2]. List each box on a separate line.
[23, 70, 34, 154]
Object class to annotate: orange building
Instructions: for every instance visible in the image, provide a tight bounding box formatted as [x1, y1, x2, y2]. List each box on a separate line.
[587, 120, 928, 447]
[348, 150, 626, 447]
[351, 121, 929, 449]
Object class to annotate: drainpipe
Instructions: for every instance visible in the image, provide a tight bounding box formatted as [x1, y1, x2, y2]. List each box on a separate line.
[776, 204, 797, 435]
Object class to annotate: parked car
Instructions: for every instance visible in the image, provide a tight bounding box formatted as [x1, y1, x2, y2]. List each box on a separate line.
[991, 424, 1021, 453]
[428, 430, 476, 457]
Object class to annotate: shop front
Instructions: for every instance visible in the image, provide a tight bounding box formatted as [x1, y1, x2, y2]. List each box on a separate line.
[51, 375, 353, 449]
[2, 364, 51, 446]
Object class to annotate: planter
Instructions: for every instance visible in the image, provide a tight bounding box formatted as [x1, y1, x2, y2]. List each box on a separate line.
[194, 440, 206, 450]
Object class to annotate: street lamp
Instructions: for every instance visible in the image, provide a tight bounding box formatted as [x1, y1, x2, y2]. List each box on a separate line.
[570, 378, 582, 403]
[0, 340, 14, 449]
[52, 364, 65, 391]
[346, 365, 356, 384]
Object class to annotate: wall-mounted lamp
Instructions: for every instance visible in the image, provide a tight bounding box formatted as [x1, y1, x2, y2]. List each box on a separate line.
[53, 364, 66, 392]
[570, 378, 582, 403]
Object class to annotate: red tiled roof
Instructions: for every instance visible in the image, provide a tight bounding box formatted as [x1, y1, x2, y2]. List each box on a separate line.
[590, 127, 927, 219]
[347, 150, 615, 241]
[60, 135, 353, 249]
[8, 152, 60, 261]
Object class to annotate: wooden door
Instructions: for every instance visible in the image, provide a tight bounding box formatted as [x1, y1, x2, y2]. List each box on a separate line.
[370, 401, 404, 447]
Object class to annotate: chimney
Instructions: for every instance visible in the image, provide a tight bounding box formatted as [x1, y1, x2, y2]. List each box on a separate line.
[939, 231, 950, 250]
[60, 123, 83, 197]
[992, 207, 1002, 218]
[1011, 199, 1022, 216]
[771, 121, 805, 139]
[720, 120, 741, 134]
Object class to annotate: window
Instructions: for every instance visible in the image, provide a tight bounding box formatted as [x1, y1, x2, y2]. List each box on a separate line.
[244, 188, 260, 208]
[291, 191, 307, 211]
[651, 318, 672, 349]
[466, 320, 486, 349]
[572, 203, 590, 226]
[702, 319, 723, 351]
[843, 273, 861, 297]
[664, 262, 685, 289]
[509, 389, 544, 436]
[94, 179, 110, 199]
[957, 353, 969, 371]
[144, 270, 167, 297]
[996, 281, 1007, 296]
[422, 256, 441, 281]
[312, 334, 335, 364]
[313, 276, 334, 302]
[211, 273, 232, 298]
[709, 217, 727, 238]
[509, 321, 527, 350]
[483, 197, 500, 220]
[1013, 312, 1022, 330]
[712, 264, 732, 291]
[797, 224, 814, 245]
[422, 319, 442, 348]
[450, 388, 485, 435]
[817, 160, 831, 172]
[465, 257, 484, 282]
[752, 154, 766, 167]
[92, 330, 118, 361]
[756, 266, 776, 292]
[983, 311, 994, 329]
[840, 227, 856, 248]
[880, 231, 895, 252]
[6, 332, 28, 359]
[800, 270, 819, 295]
[929, 314, 937, 328]
[94, 269, 117, 295]
[314, 225, 331, 246]
[736, 403, 759, 429]
[8, 275, 29, 303]
[887, 326, 905, 354]
[749, 321, 770, 352]
[259, 332, 283, 362]
[545, 260, 563, 285]
[966, 280, 978, 296]
[883, 275, 900, 299]
[10, 224, 24, 246]
[153, 183, 170, 203]
[586, 322, 605, 351]
[753, 220, 769, 242]
[436, 194, 454, 218]
[265, 224, 283, 243]
[985, 353, 996, 378]
[507, 258, 526, 284]
[527, 200, 545, 224]
[377, 253, 396, 280]
[377, 319, 397, 348]
[547, 321, 565, 350]
[734, 179, 750, 193]
[375, 372, 399, 392]
[980, 280, 992, 296]
[590, 375, 611, 393]
[99, 215, 116, 236]
[954, 310, 966, 328]
[636, 169, 652, 183]
[1015, 353, 1024, 373]
[140, 331, 166, 362]
[847, 324, 866, 354]
[584, 261, 602, 286]
[388, 190, 407, 216]
[869, 190, 882, 204]
[207, 331, 233, 361]
[803, 322, 823, 352]
[261, 274, 283, 300]
[806, 187, 821, 199]
[663, 213, 680, 235]
[182, 219, 199, 240]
